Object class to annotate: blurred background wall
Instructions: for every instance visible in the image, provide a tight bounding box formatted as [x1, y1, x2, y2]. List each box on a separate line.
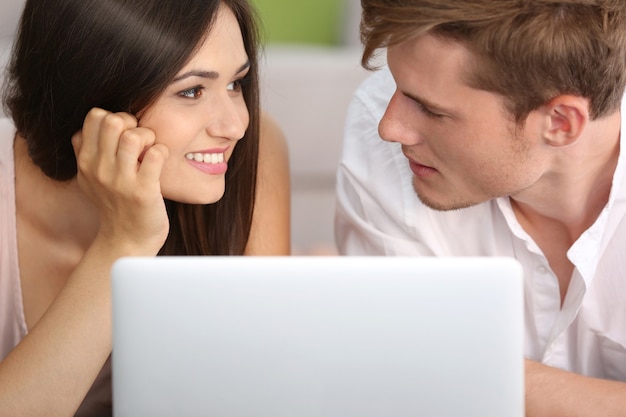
[252, 0, 370, 255]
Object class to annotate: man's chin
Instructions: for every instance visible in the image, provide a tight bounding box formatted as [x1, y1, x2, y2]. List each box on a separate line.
[417, 196, 477, 211]
[413, 185, 483, 212]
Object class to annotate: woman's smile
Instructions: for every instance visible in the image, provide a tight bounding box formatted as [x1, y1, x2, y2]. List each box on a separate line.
[184, 149, 229, 175]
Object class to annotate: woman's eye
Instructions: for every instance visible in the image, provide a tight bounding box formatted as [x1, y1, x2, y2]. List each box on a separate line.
[227, 80, 243, 92]
[179, 86, 204, 99]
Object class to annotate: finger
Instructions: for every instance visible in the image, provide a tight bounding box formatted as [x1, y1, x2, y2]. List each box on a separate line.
[136, 143, 169, 186]
[76, 108, 109, 160]
[71, 131, 83, 158]
[97, 112, 139, 160]
[116, 127, 157, 176]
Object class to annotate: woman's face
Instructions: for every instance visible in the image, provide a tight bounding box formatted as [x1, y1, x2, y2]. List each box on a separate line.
[140, 3, 250, 204]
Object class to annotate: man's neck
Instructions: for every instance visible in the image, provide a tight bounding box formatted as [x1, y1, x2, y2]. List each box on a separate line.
[511, 111, 621, 244]
[509, 111, 621, 303]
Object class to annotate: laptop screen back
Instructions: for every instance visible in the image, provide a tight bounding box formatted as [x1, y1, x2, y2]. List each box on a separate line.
[111, 256, 524, 417]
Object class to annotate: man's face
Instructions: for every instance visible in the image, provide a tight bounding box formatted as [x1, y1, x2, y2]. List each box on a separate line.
[382, 33, 549, 211]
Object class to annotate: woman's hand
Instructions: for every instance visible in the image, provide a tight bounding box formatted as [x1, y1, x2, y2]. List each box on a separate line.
[72, 108, 170, 254]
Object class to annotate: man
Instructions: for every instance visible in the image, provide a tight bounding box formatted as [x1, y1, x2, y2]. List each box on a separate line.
[335, 1, 626, 415]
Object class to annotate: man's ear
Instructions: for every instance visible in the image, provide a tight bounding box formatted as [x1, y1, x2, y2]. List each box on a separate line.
[542, 95, 589, 147]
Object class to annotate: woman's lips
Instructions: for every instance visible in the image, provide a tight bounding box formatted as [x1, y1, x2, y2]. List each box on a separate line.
[184, 148, 229, 175]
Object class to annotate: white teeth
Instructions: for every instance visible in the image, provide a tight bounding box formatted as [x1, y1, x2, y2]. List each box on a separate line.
[185, 152, 225, 164]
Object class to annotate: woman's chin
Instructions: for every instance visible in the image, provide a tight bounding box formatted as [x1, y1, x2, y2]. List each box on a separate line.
[162, 188, 226, 205]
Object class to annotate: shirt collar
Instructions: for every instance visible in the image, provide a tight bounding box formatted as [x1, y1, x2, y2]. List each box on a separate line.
[496, 96, 626, 283]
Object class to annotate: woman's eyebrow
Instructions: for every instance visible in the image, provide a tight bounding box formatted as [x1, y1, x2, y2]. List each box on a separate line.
[236, 60, 251, 74]
[173, 70, 218, 82]
[173, 61, 251, 83]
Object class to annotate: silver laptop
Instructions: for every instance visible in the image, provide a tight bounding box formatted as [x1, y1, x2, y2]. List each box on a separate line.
[111, 256, 524, 417]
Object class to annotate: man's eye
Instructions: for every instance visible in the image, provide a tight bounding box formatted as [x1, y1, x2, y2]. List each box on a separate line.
[179, 86, 204, 99]
[417, 102, 443, 119]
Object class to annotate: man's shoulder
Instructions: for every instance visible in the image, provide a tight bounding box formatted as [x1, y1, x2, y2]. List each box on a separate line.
[353, 66, 395, 108]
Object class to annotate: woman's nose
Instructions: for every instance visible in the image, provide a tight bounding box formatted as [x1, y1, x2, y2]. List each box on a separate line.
[205, 95, 249, 141]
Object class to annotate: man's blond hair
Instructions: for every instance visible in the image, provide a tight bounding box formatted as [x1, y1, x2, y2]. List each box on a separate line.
[361, 0, 626, 121]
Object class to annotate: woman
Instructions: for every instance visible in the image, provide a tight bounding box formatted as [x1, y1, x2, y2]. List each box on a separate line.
[0, 0, 290, 415]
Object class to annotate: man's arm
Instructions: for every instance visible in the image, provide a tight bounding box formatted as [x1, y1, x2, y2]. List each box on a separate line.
[525, 359, 626, 417]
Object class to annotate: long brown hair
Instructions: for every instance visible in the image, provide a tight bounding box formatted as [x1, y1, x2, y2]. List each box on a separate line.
[3, 0, 261, 255]
[360, 0, 626, 122]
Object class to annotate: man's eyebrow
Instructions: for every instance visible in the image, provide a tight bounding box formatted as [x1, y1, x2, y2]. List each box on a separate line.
[402, 91, 454, 115]
[173, 61, 251, 83]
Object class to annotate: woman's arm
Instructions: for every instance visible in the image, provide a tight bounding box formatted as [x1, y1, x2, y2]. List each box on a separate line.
[245, 111, 291, 255]
[0, 109, 169, 417]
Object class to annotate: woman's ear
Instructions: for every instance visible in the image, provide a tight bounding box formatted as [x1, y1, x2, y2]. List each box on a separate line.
[542, 95, 589, 147]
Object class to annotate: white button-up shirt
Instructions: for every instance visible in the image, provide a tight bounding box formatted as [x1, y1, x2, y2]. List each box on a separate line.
[335, 67, 626, 381]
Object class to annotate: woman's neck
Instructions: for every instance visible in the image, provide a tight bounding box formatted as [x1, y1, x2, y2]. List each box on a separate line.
[13, 134, 100, 252]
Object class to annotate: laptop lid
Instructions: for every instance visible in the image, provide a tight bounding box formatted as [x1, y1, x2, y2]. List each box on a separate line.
[111, 256, 524, 417]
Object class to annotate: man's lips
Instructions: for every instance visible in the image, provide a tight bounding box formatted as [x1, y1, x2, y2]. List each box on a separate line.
[405, 155, 438, 178]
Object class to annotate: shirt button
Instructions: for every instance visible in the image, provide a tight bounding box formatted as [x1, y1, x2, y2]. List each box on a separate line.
[536, 265, 548, 274]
